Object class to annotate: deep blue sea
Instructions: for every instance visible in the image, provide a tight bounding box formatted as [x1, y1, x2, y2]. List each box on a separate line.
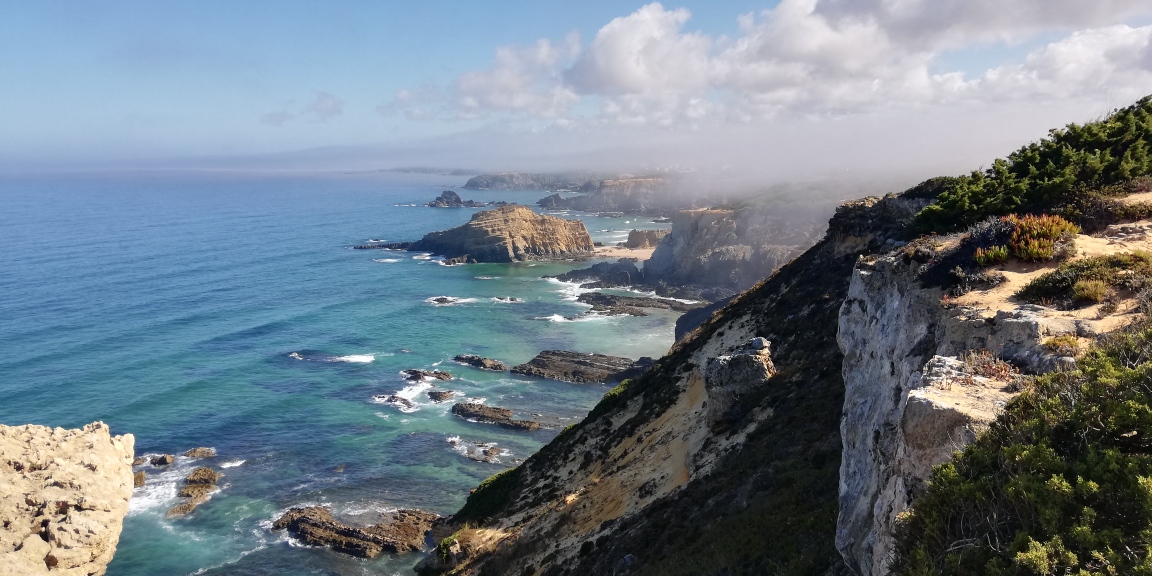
[0, 171, 675, 575]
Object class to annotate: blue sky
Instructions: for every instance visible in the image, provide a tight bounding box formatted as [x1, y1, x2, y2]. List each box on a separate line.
[2, 1, 1151, 174]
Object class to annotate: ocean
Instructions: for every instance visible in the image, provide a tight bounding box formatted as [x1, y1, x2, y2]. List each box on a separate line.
[0, 171, 676, 575]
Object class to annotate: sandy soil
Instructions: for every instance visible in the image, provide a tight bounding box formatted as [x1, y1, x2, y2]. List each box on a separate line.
[951, 222, 1152, 331]
[593, 245, 656, 260]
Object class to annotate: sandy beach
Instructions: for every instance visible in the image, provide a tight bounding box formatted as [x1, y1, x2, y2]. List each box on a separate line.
[593, 245, 656, 260]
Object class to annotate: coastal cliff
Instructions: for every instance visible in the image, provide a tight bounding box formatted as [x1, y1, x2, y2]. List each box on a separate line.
[408, 205, 594, 263]
[462, 172, 599, 192]
[537, 177, 712, 215]
[644, 206, 826, 291]
[0, 422, 134, 576]
[417, 195, 926, 575]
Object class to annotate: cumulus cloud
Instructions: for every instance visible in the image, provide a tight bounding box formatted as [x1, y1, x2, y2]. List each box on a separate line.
[386, 1, 1152, 128]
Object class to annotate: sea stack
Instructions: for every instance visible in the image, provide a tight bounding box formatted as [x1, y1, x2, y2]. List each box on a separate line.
[408, 205, 594, 263]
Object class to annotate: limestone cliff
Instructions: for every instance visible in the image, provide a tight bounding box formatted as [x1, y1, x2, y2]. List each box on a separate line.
[0, 422, 134, 576]
[835, 242, 1130, 575]
[417, 195, 927, 576]
[408, 205, 594, 263]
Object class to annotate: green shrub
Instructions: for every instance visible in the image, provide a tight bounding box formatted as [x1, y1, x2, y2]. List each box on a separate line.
[974, 245, 1009, 267]
[1044, 334, 1081, 357]
[913, 96, 1152, 232]
[1017, 251, 1152, 307]
[892, 310, 1152, 575]
[1072, 279, 1108, 303]
[453, 467, 522, 523]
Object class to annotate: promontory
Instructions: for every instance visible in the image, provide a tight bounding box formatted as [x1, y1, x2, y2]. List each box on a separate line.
[408, 204, 594, 263]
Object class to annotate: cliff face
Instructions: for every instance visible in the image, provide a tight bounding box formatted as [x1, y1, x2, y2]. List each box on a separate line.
[644, 207, 825, 291]
[408, 205, 594, 263]
[462, 172, 599, 192]
[836, 252, 1114, 575]
[0, 422, 134, 576]
[420, 195, 928, 576]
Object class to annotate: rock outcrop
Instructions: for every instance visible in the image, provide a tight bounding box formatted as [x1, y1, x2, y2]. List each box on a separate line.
[403, 369, 452, 381]
[835, 251, 1108, 576]
[408, 205, 594, 263]
[574, 292, 703, 317]
[0, 422, 134, 576]
[463, 172, 599, 191]
[426, 190, 507, 208]
[168, 466, 222, 517]
[509, 350, 644, 383]
[453, 354, 509, 371]
[623, 228, 669, 248]
[183, 447, 215, 458]
[272, 506, 438, 558]
[451, 403, 542, 431]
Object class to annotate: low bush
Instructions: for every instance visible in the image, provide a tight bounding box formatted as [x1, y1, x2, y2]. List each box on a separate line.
[1017, 251, 1152, 307]
[1072, 279, 1108, 303]
[974, 245, 1009, 267]
[1044, 334, 1081, 357]
[1004, 214, 1080, 262]
[892, 310, 1152, 575]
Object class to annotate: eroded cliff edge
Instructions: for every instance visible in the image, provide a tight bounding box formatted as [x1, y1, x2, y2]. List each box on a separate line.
[0, 422, 134, 576]
[417, 195, 927, 576]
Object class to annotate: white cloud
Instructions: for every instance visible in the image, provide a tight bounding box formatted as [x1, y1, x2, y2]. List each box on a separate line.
[386, 1, 1152, 128]
[261, 91, 344, 126]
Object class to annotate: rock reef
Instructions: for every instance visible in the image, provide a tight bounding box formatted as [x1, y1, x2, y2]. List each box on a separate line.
[451, 403, 542, 431]
[272, 506, 438, 558]
[453, 354, 509, 371]
[425, 190, 507, 208]
[0, 422, 134, 576]
[408, 205, 594, 263]
[509, 350, 648, 384]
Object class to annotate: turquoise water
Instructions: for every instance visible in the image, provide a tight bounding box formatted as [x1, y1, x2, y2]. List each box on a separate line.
[0, 171, 674, 575]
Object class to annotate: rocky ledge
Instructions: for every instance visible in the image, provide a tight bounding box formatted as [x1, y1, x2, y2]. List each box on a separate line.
[453, 354, 509, 371]
[510, 350, 651, 383]
[575, 292, 702, 317]
[450, 403, 542, 431]
[403, 369, 452, 381]
[407, 205, 594, 263]
[272, 506, 439, 558]
[1, 422, 134, 576]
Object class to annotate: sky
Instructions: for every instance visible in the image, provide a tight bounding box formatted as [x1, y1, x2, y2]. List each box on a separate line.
[2, 1, 1152, 179]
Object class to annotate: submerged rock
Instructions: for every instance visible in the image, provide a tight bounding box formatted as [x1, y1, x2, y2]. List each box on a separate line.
[510, 350, 641, 384]
[453, 354, 509, 371]
[272, 506, 439, 558]
[0, 422, 134, 576]
[376, 395, 415, 410]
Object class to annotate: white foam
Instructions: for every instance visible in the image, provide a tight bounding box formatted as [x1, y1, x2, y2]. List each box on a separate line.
[534, 313, 609, 323]
[372, 258, 401, 263]
[490, 297, 522, 303]
[288, 352, 303, 360]
[474, 276, 500, 280]
[334, 354, 374, 363]
[219, 460, 245, 468]
[412, 253, 434, 260]
[542, 278, 596, 301]
[128, 456, 207, 516]
[425, 296, 479, 306]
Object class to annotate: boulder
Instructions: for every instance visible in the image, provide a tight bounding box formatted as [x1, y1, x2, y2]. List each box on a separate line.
[132, 456, 147, 466]
[510, 350, 640, 384]
[0, 422, 134, 576]
[272, 506, 440, 557]
[407, 205, 594, 263]
[150, 454, 175, 466]
[183, 447, 216, 458]
[177, 484, 215, 501]
[133, 470, 145, 487]
[454, 354, 509, 371]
